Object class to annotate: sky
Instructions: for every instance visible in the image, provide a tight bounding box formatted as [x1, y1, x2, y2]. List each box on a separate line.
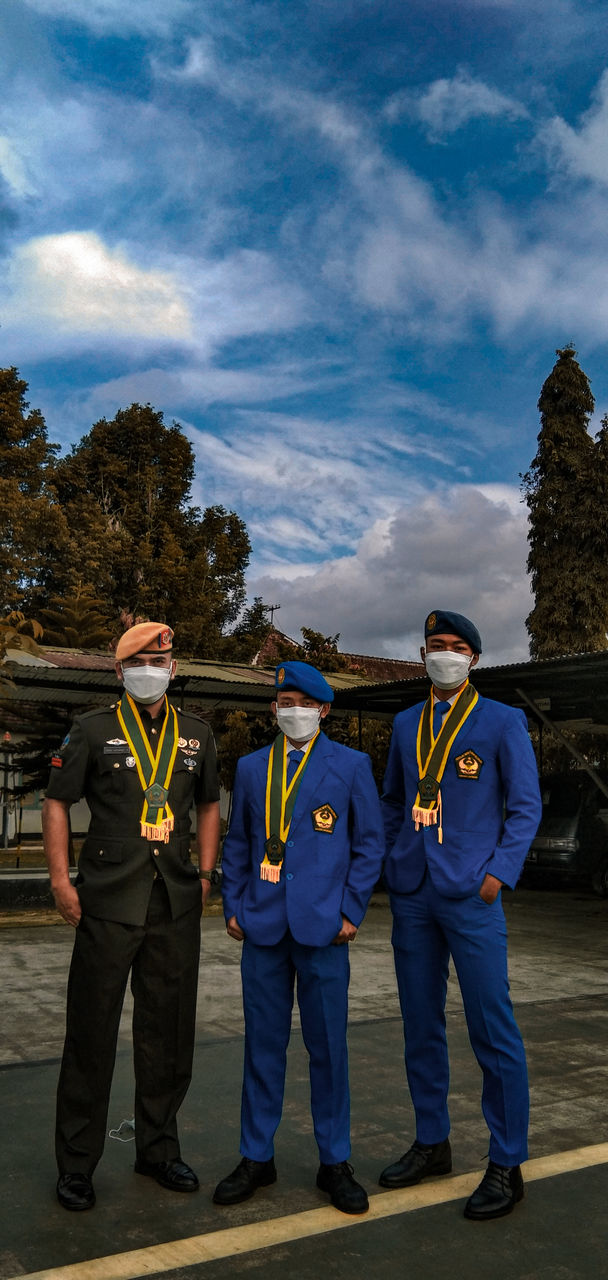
[2, 0, 608, 665]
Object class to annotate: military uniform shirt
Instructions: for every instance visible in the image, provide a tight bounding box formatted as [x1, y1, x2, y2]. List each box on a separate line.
[46, 700, 220, 925]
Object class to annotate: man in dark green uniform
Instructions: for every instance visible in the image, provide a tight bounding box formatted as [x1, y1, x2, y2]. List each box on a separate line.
[43, 622, 220, 1211]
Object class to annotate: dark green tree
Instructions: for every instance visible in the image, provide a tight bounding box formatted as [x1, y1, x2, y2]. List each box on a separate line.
[522, 346, 607, 657]
[0, 368, 68, 614]
[222, 597, 273, 662]
[50, 404, 251, 656]
[39, 584, 113, 650]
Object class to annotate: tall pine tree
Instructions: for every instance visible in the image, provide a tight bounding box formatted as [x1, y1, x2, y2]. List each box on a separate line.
[0, 368, 68, 614]
[522, 346, 607, 657]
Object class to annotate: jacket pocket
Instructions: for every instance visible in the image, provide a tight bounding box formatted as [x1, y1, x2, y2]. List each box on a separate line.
[80, 836, 124, 864]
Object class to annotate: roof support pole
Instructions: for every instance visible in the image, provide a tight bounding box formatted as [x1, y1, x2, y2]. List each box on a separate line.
[515, 687, 608, 802]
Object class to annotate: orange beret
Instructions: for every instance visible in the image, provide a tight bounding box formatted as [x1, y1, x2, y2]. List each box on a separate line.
[115, 623, 174, 661]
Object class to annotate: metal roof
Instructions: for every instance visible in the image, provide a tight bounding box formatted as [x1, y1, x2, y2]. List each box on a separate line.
[1, 654, 370, 718]
[333, 648, 608, 729]
[5, 647, 608, 728]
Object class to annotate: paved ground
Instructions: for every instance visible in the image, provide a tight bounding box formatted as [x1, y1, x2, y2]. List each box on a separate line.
[0, 887, 607, 1280]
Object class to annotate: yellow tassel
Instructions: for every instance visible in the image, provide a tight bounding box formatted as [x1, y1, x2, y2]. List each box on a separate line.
[412, 792, 443, 839]
[260, 857, 282, 884]
[412, 805, 438, 831]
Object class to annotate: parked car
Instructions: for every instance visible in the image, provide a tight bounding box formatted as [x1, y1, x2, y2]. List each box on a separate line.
[523, 771, 608, 895]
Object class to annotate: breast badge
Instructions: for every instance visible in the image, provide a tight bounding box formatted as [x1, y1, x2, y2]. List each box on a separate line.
[455, 750, 483, 780]
[312, 804, 338, 833]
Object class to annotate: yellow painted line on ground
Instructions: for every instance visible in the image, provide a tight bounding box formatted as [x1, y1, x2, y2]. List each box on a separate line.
[14, 1142, 608, 1280]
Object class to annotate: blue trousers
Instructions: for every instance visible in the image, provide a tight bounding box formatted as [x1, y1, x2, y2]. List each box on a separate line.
[240, 933, 351, 1165]
[390, 874, 529, 1166]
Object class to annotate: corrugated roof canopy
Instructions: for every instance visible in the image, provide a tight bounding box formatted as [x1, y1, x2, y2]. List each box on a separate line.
[4, 648, 608, 730]
[333, 649, 608, 730]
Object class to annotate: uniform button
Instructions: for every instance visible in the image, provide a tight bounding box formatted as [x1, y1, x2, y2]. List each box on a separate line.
[99, 850, 104, 857]
[151, 729, 158, 735]
[153, 848, 160, 856]
[286, 873, 293, 880]
[287, 840, 294, 847]
[113, 762, 120, 769]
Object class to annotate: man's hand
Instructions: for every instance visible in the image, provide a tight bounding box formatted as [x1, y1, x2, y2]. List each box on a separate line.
[227, 914, 245, 941]
[479, 873, 503, 904]
[332, 915, 358, 945]
[52, 881, 82, 927]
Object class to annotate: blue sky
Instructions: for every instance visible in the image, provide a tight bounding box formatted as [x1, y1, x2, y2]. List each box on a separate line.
[2, 0, 608, 663]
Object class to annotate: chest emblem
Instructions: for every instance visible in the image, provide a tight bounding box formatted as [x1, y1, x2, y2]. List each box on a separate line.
[455, 749, 483, 780]
[312, 803, 338, 833]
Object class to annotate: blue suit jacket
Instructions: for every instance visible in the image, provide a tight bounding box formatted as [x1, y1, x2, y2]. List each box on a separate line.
[222, 733, 385, 946]
[381, 694, 542, 897]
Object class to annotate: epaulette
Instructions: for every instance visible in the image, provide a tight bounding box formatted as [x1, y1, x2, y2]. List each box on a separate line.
[175, 706, 212, 726]
[77, 704, 121, 722]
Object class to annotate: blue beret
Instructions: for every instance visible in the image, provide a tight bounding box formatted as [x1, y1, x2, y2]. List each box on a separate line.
[424, 610, 482, 654]
[275, 661, 334, 703]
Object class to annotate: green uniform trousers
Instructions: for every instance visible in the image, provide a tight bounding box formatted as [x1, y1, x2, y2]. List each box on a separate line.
[55, 879, 201, 1176]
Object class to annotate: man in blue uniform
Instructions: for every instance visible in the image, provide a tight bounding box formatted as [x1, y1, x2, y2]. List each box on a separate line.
[43, 622, 220, 1211]
[379, 610, 541, 1220]
[213, 661, 384, 1215]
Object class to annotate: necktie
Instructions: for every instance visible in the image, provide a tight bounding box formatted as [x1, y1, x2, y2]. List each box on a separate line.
[433, 701, 451, 737]
[287, 749, 304, 782]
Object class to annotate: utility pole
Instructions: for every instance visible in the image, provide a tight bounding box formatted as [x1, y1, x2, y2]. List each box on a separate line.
[267, 604, 281, 627]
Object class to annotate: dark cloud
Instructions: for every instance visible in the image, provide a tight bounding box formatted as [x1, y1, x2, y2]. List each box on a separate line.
[250, 484, 531, 665]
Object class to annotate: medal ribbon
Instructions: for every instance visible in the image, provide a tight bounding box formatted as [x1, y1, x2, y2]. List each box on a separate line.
[116, 693, 180, 843]
[412, 681, 478, 843]
[261, 731, 320, 883]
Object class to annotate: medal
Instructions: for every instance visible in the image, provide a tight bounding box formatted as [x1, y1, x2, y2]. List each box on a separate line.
[145, 782, 169, 806]
[263, 834, 285, 864]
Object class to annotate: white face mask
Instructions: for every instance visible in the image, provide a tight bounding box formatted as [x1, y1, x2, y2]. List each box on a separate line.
[424, 650, 472, 691]
[121, 663, 173, 704]
[275, 705, 321, 743]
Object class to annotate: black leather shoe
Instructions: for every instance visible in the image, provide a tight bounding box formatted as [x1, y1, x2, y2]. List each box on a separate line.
[56, 1173, 96, 1211]
[134, 1157, 199, 1192]
[213, 1157, 277, 1205]
[464, 1161, 524, 1220]
[379, 1138, 452, 1188]
[316, 1162, 369, 1215]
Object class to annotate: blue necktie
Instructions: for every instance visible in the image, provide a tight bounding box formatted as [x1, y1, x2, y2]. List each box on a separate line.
[433, 701, 451, 737]
[287, 749, 304, 782]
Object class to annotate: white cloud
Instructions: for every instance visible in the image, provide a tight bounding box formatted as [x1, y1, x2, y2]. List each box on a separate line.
[0, 135, 34, 197]
[539, 68, 608, 186]
[250, 485, 531, 664]
[21, 0, 192, 35]
[385, 69, 528, 140]
[1, 231, 308, 363]
[4, 232, 191, 341]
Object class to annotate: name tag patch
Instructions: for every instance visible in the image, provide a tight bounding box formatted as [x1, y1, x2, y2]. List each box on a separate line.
[455, 750, 483, 780]
[312, 803, 338, 833]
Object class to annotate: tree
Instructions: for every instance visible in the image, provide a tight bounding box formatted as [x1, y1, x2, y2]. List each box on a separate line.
[0, 611, 43, 695]
[50, 404, 251, 656]
[221, 597, 273, 663]
[39, 584, 114, 649]
[522, 346, 607, 658]
[0, 368, 68, 615]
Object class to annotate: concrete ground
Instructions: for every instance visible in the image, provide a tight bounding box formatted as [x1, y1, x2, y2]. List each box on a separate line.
[0, 887, 607, 1280]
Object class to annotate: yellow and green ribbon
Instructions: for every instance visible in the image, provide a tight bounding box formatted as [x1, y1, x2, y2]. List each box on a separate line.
[412, 681, 478, 842]
[261, 731, 320, 882]
[116, 692, 180, 842]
